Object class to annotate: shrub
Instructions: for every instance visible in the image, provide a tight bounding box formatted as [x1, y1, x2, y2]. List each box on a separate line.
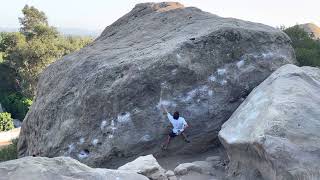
[0, 138, 18, 162]
[0, 64, 17, 94]
[284, 25, 320, 67]
[0, 112, 14, 132]
[1, 93, 32, 120]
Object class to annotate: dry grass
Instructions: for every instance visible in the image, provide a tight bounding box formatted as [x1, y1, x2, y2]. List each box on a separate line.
[0, 138, 18, 162]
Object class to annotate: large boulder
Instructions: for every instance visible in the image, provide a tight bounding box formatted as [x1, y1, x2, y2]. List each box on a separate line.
[219, 64, 320, 180]
[18, 2, 296, 167]
[0, 156, 148, 180]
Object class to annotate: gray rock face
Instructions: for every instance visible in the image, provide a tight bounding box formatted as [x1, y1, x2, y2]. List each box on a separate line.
[219, 64, 320, 180]
[13, 119, 22, 128]
[0, 103, 3, 113]
[0, 156, 148, 180]
[18, 2, 296, 167]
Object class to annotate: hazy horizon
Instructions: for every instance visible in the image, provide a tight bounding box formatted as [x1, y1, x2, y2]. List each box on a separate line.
[1, 0, 319, 33]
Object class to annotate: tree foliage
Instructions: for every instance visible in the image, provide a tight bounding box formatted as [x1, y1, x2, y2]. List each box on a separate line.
[284, 25, 320, 67]
[0, 93, 32, 120]
[0, 5, 93, 97]
[0, 112, 14, 132]
[19, 5, 49, 38]
[0, 64, 17, 94]
[0, 5, 92, 120]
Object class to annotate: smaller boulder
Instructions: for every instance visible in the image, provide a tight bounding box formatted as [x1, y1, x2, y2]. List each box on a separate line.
[174, 162, 202, 175]
[192, 161, 214, 174]
[168, 176, 177, 180]
[118, 154, 168, 180]
[205, 156, 226, 169]
[0, 156, 148, 180]
[165, 170, 175, 177]
[205, 156, 221, 162]
[174, 157, 224, 176]
[219, 64, 320, 179]
[165, 170, 177, 180]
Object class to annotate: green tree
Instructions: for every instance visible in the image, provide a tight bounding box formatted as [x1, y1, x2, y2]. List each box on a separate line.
[1, 93, 32, 120]
[2, 5, 92, 97]
[0, 112, 14, 132]
[0, 32, 26, 59]
[284, 25, 320, 67]
[0, 5, 92, 120]
[19, 5, 48, 38]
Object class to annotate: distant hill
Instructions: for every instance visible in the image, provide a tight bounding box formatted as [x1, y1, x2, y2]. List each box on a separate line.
[0, 26, 101, 37]
[58, 28, 102, 37]
[298, 23, 320, 39]
[0, 27, 18, 32]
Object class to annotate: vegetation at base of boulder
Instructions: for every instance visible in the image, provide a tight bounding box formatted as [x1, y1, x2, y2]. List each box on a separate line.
[0, 93, 32, 120]
[283, 25, 320, 67]
[0, 138, 18, 162]
[0, 5, 93, 98]
[0, 112, 14, 132]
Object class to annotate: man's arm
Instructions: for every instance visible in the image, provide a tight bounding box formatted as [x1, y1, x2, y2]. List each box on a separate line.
[161, 104, 173, 123]
[161, 104, 168, 114]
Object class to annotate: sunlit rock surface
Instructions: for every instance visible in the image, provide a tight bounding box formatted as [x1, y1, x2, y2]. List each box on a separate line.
[219, 64, 320, 180]
[0, 156, 148, 180]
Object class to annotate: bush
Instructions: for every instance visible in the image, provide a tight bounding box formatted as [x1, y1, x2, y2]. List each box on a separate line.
[0, 112, 14, 132]
[0, 138, 18, 162]
[0, 64, 18, 94]
[0, 93, 32, 120]
[283, 25, 320, 67]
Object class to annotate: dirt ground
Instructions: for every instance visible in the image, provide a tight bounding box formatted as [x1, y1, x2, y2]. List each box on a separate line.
[0, 128, 20, 148]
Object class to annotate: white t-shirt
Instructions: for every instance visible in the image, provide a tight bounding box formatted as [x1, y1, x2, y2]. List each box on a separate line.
[167, 113, 188, 134]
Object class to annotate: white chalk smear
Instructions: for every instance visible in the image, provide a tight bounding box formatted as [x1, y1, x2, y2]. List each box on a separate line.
[100, 120, 107, 130]
[139, 134, 152, 142]
[92, 139, 99, 146]
[208, 75, 216, 82]
[219, 80, 227, 85]
[117, 112, 131, 123]
[79, 138, 85, 144]
[236, 60, 245, 68]
[157, 100, 177, 109]
[217, 68, 226, 76]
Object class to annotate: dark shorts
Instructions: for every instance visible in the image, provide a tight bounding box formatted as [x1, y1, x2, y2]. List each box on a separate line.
[169, 131, 178, 138]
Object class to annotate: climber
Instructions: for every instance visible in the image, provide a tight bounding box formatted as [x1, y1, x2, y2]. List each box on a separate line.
[161, 104, 190, 150]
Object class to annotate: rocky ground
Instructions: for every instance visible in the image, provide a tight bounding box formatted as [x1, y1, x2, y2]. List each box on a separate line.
[157, 150, 228, 180]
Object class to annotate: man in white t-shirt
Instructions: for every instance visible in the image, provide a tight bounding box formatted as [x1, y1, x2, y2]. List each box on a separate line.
[161, 105, 190, 150]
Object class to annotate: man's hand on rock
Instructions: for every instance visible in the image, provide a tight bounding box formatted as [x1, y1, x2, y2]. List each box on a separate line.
[161, 104, 168, 114]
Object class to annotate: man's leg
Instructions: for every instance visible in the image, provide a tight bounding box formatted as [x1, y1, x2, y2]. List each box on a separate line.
[162, 135, 171, 150]
[181, 132, 190, 143]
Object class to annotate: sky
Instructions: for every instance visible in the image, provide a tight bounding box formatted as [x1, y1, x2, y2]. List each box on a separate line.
[0, 0, 319, 33]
